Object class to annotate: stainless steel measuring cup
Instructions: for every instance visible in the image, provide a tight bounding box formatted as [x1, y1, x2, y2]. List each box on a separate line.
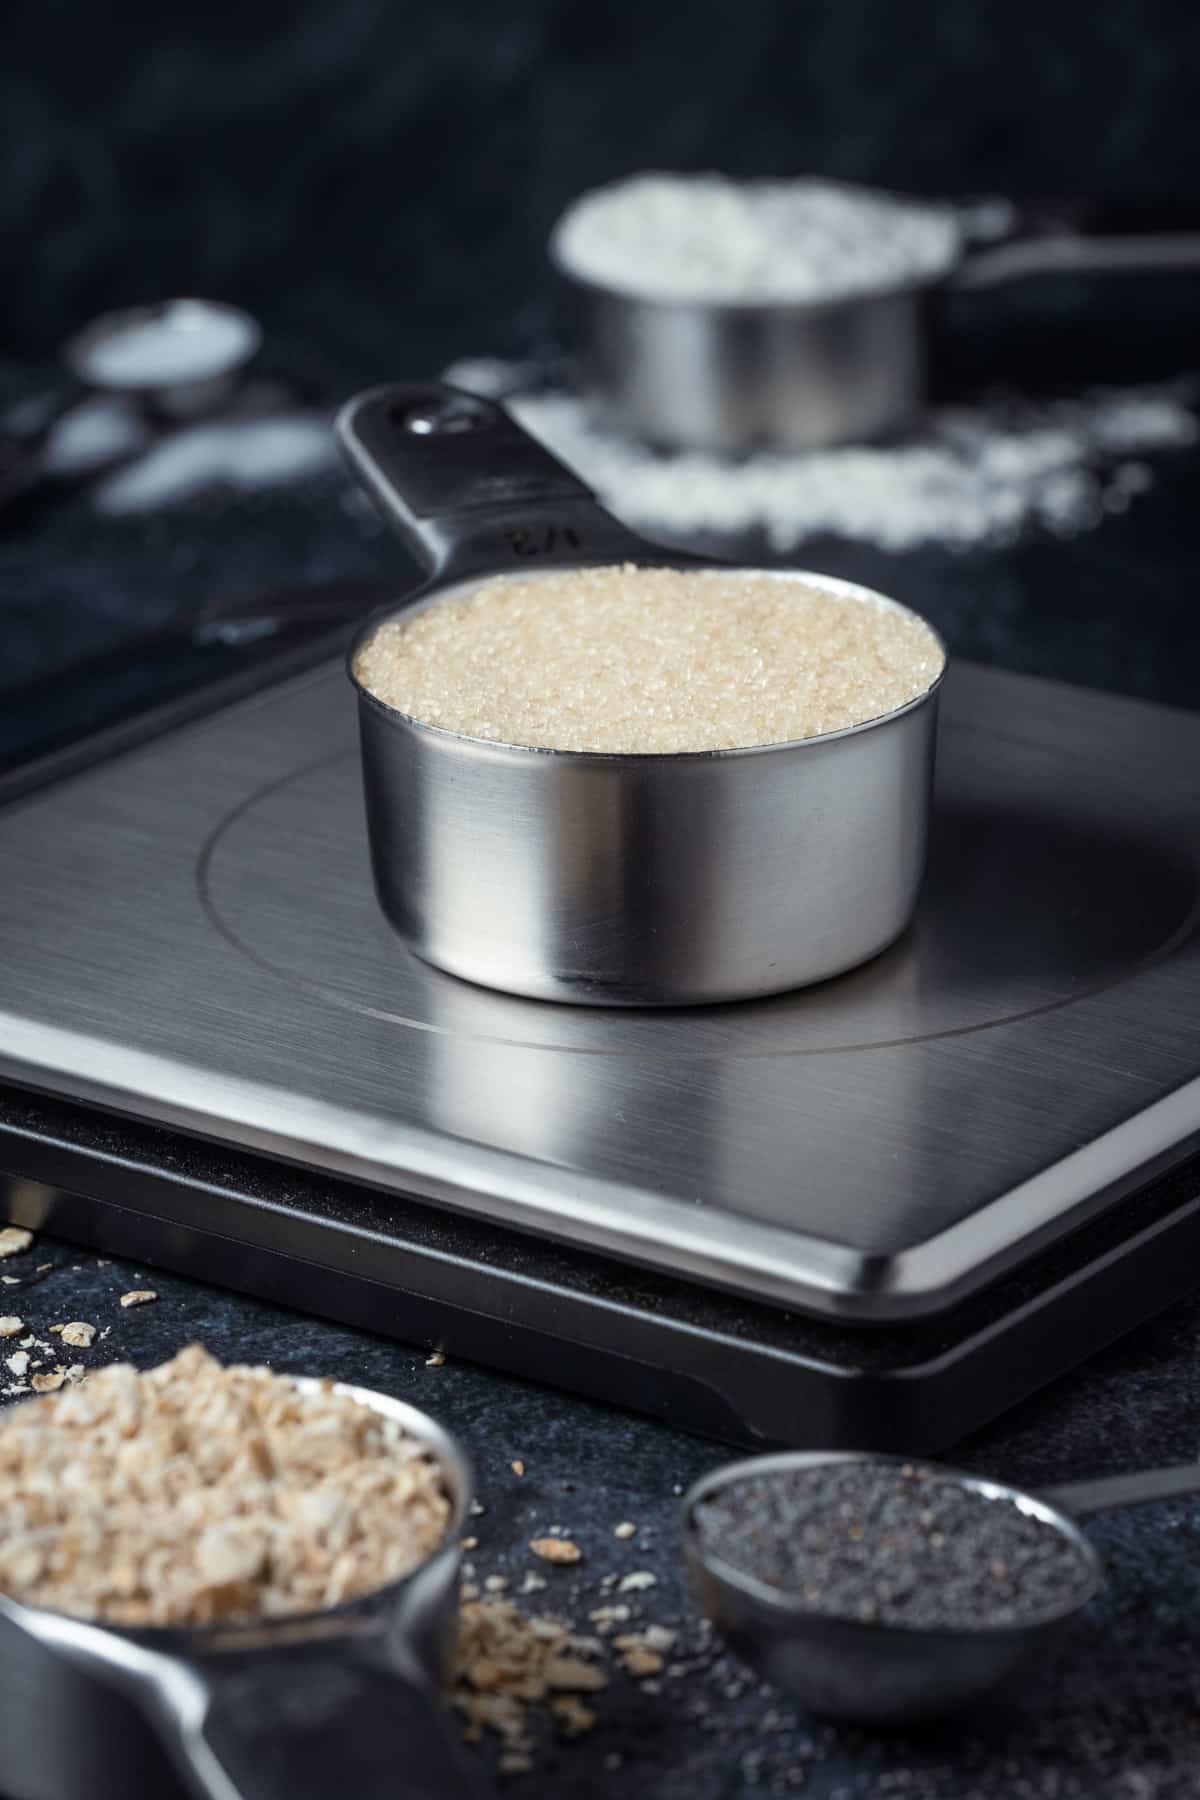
[554, 180, 1200, 452]
[682, 1448, 1200, 1726]
[338, 381, 945, 1006]
[0, 1379, 489, 1800]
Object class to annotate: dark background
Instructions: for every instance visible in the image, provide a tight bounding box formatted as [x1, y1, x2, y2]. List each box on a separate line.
[4, 0, 1200, 376]
[1, 0, 1198, 719]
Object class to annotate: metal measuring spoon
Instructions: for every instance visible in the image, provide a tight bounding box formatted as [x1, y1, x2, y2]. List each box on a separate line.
[682, 1449, 1200, 1726]
[0, 1380, 491, 1800]
[0, 298, 262, 510]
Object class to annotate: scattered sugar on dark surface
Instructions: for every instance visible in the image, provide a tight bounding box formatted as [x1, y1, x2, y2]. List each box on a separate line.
[694, 1462, 1095, 1630]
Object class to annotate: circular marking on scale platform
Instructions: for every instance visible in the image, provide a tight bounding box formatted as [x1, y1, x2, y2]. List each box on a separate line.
[198, 728, 1197, 1060]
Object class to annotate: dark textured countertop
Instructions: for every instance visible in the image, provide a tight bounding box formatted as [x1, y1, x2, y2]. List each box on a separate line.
[2, 333, 1200, 1797]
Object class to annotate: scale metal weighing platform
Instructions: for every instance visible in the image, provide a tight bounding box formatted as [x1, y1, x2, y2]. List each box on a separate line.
[2, 595, 1199, 1451]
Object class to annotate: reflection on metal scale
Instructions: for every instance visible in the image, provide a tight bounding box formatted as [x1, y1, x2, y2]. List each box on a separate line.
[1, 631, 1199, 1449]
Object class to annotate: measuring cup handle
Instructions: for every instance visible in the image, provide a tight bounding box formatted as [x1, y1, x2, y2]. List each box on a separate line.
[336, 380, 649, 580]
[174, 1642, 491, 1800]
[953, 230, 1200, 292]
[1040, 1461, 1200, 1521]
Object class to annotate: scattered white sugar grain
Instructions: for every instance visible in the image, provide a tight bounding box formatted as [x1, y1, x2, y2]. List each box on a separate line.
[92, 414, 334, 515]
[354, 566, 942, 755]
[42, 397, 150, 476]
[552, 174, 961, 305]
[443, 362, 1197, 553]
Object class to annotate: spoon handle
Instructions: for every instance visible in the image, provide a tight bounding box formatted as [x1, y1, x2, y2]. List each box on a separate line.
[1040, 1462, 1200, 1520]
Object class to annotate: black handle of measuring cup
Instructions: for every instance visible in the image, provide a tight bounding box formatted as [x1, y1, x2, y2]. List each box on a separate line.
[335, 381, 648, 580]
[176, 1639, 492, 1800]
[953, 226, 1200, 292]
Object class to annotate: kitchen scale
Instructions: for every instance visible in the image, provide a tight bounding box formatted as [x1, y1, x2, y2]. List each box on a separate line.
[2, 590, 1199, 1451]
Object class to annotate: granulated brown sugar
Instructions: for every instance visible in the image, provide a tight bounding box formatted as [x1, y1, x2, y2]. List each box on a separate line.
[0, 1345, 451, 1626]
[354, 565, 943, 754]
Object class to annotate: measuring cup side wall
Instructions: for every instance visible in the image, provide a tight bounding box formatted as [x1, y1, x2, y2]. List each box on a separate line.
[356, 668, 938, 1006]
[567, 279, 930, 453]
[684, 1534, 1060, 1723]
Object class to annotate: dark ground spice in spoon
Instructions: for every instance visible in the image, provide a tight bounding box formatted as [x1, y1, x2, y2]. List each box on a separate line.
[693, 1461, 1097, 1631]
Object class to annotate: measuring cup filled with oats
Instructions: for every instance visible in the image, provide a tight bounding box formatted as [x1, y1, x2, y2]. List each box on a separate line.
[0, 1346, 487, 1800]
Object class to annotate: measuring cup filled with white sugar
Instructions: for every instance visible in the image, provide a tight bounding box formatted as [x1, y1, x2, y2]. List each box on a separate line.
[341, 381, 945, 1007]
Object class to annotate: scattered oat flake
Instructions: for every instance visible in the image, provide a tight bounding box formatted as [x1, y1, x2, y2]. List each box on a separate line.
[453, 1596, 609, 1772]
[589, 1604, 632, 1633]
[511, 1459, 525, 1477]
[461, 1536, 479, 1551]
[530, 1537, 582, 1565]
[613, 1521, 636, 1539]
[0, 1276, 19, 1286]
[484, 1575, 509, 1593]
[521, 1572, 547, 1594]
[5, 1351, 29, 1377]
[0, 1228, 33, 1260]
[63, 1365, 86, 1385]
[59, 1322, 97, 1348]
[119, 1290, 157, 1308]
[30, 1370, 66, 1393]
[425, 1350, 445, 1367]
[615, 1629, 674, 1677]
[617, 1570, 657, 1593]
[550, 1694, 597, 1737]
[0, 1318, 24, 1338]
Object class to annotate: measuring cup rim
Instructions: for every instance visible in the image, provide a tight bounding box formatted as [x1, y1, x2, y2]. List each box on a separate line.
[347, 563, 947, 763]
[548, 174, 965, 318]
[0, 1375, 472, 1654]
[681, 1448, 1104, 1638]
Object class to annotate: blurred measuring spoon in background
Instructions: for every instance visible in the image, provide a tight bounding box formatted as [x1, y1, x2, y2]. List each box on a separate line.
[0, 298, 262, 510]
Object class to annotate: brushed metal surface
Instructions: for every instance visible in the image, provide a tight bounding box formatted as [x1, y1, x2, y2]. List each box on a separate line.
[0, 658, 1198, 1319]
[354, 568, 940, 1005]
[570, 277, 928, 453]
